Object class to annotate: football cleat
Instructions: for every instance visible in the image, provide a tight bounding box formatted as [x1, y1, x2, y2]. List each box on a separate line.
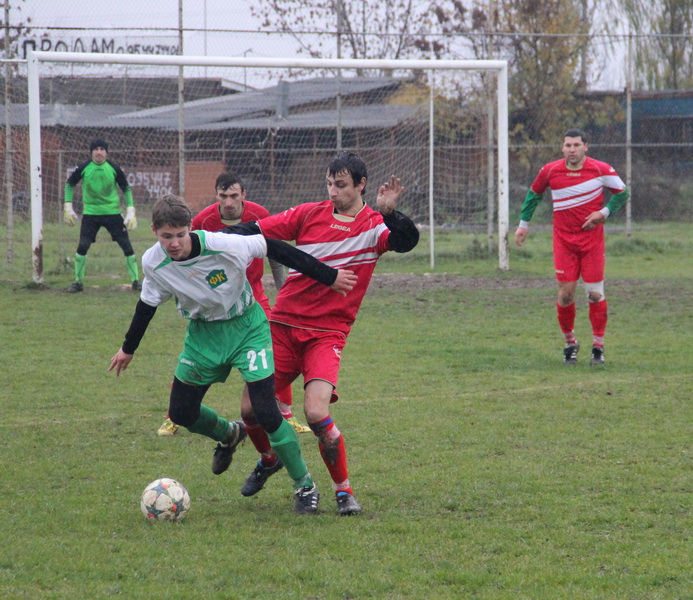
[563, 343, 580, 365]
[211, 421, 247, 475]
[67, 281, 84, 293]
[241, 459, 284, 497]
[590, 346, 605, 366]
[157, 418, 179, 437]
[294, 485, 320, 515]
[336, 491, 362, 516]
[132, 280, 142, 291]
[286, 416, 311, 434]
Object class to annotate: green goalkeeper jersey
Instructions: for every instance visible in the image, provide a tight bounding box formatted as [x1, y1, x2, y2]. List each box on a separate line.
[64, 159, 134, 216]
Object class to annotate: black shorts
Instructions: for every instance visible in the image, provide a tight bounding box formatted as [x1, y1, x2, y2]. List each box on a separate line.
[78, 213, 134, 255]
[80, 213, 129, 244]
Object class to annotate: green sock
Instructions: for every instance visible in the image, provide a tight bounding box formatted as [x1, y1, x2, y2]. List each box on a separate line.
[74, 253, 86, 283]
[267, 419, 313, 488]
[185, 405, 230, 442]
[126, 254, 139, 282]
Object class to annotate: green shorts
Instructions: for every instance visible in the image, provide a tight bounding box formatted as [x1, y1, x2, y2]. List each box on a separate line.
[174, 301, 274, 386]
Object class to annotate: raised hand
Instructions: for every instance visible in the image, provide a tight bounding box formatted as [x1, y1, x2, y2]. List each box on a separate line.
[376, 176, 405, 216]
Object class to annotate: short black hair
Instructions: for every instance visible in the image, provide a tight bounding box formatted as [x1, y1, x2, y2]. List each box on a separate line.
[327, 151, 368, 195]
[89, 138, 109, 152]
[564, 128, 588, 144]
[151, 194, 192, 230]
[215, 171, 245, 192]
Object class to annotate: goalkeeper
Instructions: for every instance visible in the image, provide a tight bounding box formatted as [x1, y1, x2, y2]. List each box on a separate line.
[63, 138, 141, 292]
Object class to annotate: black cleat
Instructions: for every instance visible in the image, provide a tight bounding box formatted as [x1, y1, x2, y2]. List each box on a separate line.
[563, 343, 580, 365]
[241, 459, 284, 497]
[211, 421, 246, 475]
[294, 485, 319, 515]
[336, 492, 362, 516]
[132, 280, 142, 291]
[67, 281, 84, 293]
[590, 346, 605, 366]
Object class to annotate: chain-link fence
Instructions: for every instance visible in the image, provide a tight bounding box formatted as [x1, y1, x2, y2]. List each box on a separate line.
[2, 14, 692, 247]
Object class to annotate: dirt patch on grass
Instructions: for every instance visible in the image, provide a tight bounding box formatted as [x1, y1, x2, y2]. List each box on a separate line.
[264, 273, 552, 292]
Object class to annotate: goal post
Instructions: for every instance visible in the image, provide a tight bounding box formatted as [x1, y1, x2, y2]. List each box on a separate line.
[27, 50, 509, 284]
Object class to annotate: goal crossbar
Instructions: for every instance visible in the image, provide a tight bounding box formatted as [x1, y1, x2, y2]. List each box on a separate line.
[27, 50, 509, 283]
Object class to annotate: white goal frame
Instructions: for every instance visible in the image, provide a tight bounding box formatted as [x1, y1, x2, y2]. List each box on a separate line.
[27, 50, 509, 283]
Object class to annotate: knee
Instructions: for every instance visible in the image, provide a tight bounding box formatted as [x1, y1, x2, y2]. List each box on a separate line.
[169, 403, 198, 427]
[557, 289, 575, 306]
[247, 377, 282, 432]
[584, 281, 605, 303]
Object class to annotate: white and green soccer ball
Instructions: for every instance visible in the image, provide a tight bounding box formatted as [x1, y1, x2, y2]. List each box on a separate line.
[140, 478, 191, 522]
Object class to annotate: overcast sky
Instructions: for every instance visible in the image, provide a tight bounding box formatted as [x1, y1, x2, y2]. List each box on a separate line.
[18, 0, 282, 60]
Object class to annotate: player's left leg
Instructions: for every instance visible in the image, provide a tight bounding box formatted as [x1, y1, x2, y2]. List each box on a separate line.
[304, 380, 361, 516]
[238, 308, 317, 513]
[582, 236, 607, 366]
[107, 215, 140, 289]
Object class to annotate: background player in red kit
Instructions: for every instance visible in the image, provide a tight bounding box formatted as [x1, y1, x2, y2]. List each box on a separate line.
[236, 151, 419, 515]
[157, 171, 309, 436]
[514, 128, 630, 366]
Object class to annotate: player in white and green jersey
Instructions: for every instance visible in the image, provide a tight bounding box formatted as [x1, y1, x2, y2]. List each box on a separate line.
[109, 194, 356, 514]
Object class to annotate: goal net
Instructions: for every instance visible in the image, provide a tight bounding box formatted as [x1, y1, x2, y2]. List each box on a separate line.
[24, 51, 508, 283]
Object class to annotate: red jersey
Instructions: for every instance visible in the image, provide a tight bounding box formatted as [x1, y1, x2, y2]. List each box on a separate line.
[192, 200, 271, 315]
[258, 200, 391, 336]
[531, 156, 626, 236]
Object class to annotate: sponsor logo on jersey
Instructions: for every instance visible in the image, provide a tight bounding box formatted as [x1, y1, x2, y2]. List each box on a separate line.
[206, 269, 228, 288]
[330, 223, 351, 232]
[567, 172, 581, 176]
[333, 346, 342, 359]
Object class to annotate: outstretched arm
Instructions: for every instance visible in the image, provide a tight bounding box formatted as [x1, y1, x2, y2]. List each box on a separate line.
[108, 300, 157, 375]
[222, 222, 357, 296]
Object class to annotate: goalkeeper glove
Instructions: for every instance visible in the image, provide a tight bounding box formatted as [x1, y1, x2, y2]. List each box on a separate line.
[124, 206, 137, 231]
[64, 202, 78, 226]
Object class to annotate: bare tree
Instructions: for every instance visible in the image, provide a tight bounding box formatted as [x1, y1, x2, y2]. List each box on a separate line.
[249, 0, 437, 63]
[610, 0, 693, 89]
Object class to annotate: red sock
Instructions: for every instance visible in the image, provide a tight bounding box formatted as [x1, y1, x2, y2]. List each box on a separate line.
[242, 416, 276, 466]
[311, 417, 351, 492]
[557, 303, 577, 343]
[589, 300, 608, 346]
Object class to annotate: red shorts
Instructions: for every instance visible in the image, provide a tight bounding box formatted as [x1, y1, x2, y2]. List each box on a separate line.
[270, 322, 346, 404]
[553, 229, 605, 283]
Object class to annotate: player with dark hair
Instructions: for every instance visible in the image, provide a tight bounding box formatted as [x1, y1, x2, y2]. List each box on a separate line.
[64, 138, 141, 292]
[514, 128, 630, 366]
[156, 171, 309, 436]
[109, 194, 356, 514]
[233, 151, 420, 515]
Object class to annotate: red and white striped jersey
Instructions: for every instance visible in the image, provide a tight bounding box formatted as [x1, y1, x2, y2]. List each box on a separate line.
[531, 156, 626, 235]
[193, 200, 272, 315]
[258, 200, 391, 335]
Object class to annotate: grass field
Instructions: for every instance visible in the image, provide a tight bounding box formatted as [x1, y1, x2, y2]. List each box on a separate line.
[1, 220, 691, 599]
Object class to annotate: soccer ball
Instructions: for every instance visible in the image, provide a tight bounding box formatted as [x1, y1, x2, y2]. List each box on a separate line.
[140, 478, 191, 522]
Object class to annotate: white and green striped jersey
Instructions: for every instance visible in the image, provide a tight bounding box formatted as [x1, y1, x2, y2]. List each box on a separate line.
[140, 230, 267, 321]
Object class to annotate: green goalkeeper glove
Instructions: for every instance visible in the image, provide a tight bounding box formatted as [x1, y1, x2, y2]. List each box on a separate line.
[124, 206, 137, 231]
[64, 202, 78, 226]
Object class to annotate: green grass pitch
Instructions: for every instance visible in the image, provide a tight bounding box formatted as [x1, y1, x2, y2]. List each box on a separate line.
[0, 221, 691, 599]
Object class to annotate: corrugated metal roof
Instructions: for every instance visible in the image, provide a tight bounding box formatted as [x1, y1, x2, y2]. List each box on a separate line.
[185, 103, 423, 132]
[0, 103, 139, 126]
[106, 77, 404, 129]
